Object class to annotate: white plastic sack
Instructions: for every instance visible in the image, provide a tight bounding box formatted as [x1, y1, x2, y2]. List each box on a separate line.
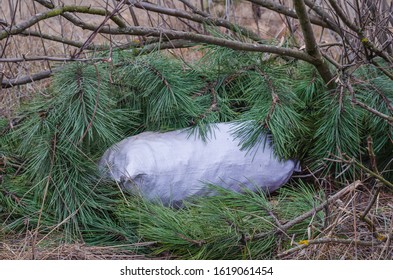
[100, 123, 300, 205]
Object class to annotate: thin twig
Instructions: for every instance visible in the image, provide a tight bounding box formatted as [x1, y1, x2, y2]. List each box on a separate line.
[278, 237, 383, 258]
[250, 181, 362, 241]
[0, 56, 101, 63]
[341, 155, 393, 189]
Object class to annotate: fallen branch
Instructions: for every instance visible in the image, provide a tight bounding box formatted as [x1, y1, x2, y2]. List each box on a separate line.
[250, 180, 362, 241]
[342, 156, 393, 190]
[278, 237, 383, 258]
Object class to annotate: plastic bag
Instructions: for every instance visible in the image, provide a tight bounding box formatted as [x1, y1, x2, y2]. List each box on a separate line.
[100, 123, 300, 205]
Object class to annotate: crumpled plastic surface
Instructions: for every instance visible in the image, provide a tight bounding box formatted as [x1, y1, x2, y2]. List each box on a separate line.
[100, 123, 300, 205]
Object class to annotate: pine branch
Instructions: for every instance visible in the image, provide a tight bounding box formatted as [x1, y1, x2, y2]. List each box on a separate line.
[32, 130, 57, 259]
[253, 67, 280, 127]
[371, 60, 393, 81]
[347, 83, 393, 124]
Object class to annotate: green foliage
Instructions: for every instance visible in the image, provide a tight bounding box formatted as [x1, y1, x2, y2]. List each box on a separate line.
[278, 181, 325, 238]
[116, 183, 325, 259]
[231, 66, 308, 159]
[296, 63, 393, 179]
[114, 53, 204, 131]
[1, 63, 137, 244]
[309, 89, 363, 177]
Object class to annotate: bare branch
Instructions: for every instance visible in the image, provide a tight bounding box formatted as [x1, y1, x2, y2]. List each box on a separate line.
[0, 5, 126, 40]
[248, 0, 332, 29]
[352, 99, 393, 124]
[251, 180, 362, 241]
[293, 0, 336, 87]
[304, 0, 341, 33]
[0, 56, 99, 63]
[41, 12, 316, 64]
[327, 0, 393, 64]
[1, 70, 52, 88]
[278, 237, 383, 258]
[20, 30, 106, 50]
[74, 0, 128, 58]
[127, 0, 263, 42]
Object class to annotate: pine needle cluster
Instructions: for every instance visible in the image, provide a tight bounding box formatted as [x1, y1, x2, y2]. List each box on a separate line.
[116, 183, 324, 259]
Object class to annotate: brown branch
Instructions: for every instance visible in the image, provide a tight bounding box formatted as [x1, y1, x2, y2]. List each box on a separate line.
[27, 2, 329, 66]
[2, 3, 319, 64]
[247, 0, 331, 29]
[339, 155, 393, 190]
[0, 56, 99, 63]
[250, 180, 362, 241]
[136, 39, 197, 54]
[177, 233, 206, 246]
[127, 0, 263, 42]
[74, 0, 128, 58]
[351, 99, 393, 124]
[327, 0, 393, 64]
[178, 0, 208, 17]
[293, 0, 336, 88]
[20, 30, 195, 53]
[303, 0, 341, 33]
[0, 5, 129, 41]
[1, 70, 52, 88]
[127, 3, 145, 43]
[20, 30, 107, 50]
[278, 237, 383, 258]
[1, 39, 197, 89]
[93, 26, 318, 63]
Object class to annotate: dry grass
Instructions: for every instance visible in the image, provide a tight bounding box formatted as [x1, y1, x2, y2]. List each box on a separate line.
[280, 189, 393, 260]
[0, 233, 164, 260]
